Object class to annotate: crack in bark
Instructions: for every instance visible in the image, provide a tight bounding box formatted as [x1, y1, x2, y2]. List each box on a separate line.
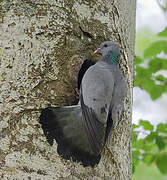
[79, 26, 94, 39]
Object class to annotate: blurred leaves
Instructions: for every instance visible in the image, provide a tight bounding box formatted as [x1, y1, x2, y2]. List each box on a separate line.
[144, 41, 167, 58]
[157, 123, 167, 133]
[133, 27, 167, 175]
[135, 29, 158, 57]
[158, 27, 167, 37]
[156, 136, 165, 150]
[132, 120, 167, 174]
[134, 27, 167, 99]
[156, 154, 167, 174]
[139, 120, 154, 131]
[133, 25, 167, 177]
[134, 57, 167, 99]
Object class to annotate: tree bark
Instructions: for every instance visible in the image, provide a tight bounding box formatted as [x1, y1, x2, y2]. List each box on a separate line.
[0, 0, 136, 179]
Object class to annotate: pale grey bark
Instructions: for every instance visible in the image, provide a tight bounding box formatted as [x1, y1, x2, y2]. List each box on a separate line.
[0, 0, 136, 179]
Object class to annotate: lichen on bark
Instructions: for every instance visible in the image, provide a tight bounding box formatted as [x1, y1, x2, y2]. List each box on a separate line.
[0, 0, 136, 179]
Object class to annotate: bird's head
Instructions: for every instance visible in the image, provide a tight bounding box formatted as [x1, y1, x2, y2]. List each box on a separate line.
[94, 41, 120, 57]
[94, 41, 120, 65]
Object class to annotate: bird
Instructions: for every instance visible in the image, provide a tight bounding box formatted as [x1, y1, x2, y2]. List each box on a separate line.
[39, 41, 127, 166]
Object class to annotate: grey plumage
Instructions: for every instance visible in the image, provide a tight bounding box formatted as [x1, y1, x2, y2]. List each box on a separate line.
[39, 41, 127, 166]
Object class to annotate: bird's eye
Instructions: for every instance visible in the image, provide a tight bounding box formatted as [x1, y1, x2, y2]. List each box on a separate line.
[104, 44, 108, 47]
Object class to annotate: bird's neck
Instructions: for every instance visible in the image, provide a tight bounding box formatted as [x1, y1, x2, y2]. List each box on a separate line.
[103, 51, 119, 66]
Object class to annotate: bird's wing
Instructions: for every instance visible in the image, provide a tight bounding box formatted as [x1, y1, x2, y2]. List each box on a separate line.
[80, 63, 114, 155]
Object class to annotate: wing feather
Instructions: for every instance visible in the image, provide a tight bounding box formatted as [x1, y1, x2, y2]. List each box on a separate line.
[80, 63, 114, 155]
[81, 93, 105, 155]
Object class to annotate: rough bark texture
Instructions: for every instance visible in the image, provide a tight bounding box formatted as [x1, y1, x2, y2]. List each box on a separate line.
[0, 0, 136, 179]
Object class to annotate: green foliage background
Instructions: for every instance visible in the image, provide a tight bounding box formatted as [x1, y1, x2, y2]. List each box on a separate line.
[132, 27, 167, 179]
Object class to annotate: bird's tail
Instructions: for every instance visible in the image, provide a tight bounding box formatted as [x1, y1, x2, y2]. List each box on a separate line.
[39, 105, 83, 146]
[39, 106, 101, 166]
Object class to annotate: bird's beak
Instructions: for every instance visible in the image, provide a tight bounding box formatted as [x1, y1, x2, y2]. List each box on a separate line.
[94, 48, 101, 54]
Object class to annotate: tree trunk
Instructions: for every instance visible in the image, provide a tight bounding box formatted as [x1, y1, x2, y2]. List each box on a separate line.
[0, 0, 136, 179]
